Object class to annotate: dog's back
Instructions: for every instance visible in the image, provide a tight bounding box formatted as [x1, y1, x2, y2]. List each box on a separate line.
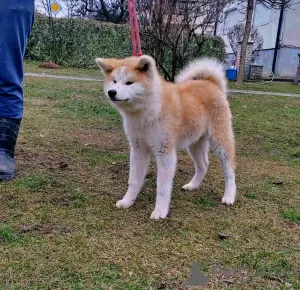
[158, 59, 231, 151]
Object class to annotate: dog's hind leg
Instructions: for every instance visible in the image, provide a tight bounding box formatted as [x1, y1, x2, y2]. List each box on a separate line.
[116, 145, 151, 209]
[182, 135, 209, 191]
[210, 117, 236, 205]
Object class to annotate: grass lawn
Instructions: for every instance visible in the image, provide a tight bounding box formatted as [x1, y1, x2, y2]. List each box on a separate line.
[0, 76, 299, 289]
[24, 60, 101, 79]
[24, 60, 300, 95]
[228, 81, 300, 94]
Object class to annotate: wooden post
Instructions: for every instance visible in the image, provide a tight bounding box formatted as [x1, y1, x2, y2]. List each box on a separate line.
[294, 54, 300, 85]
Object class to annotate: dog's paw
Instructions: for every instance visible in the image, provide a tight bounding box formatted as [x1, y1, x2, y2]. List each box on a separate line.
[221, 195, 235, 205]
[116, 198, 134, 209]
[150, 208, 168, 220]
[182, 183, 198, 191]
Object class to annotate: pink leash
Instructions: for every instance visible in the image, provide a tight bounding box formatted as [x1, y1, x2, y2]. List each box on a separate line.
[128, 0, 142, 56]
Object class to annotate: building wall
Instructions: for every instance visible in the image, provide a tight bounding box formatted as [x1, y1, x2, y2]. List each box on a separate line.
[217, 2, 300, 52]
[276, 47, 300, 77]
[253, 4, 280, 49]
[220, 1, 300, 78]
[217, 4, 281, 52]
[216, 5, 280, 53]
[234, 48, 300, 78]
[254, 49, 275, 77]
[216, 7, 245, 53]
[281, 2, 300, 47]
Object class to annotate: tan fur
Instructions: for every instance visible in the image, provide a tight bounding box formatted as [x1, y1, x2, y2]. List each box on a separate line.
[96, 55, 236, 219]
[159, 80, 235, 168]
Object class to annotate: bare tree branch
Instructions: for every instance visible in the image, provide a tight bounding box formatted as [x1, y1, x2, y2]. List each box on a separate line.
[227, 23, 263, 61]
[74, 0, 128, 23]
[137, 0, 228, 81]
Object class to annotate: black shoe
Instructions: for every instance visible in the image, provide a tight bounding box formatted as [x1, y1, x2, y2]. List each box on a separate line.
[0, 117, 21, 180]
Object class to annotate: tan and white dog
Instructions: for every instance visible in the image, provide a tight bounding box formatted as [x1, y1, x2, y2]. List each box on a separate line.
[96, 55, 236, 219]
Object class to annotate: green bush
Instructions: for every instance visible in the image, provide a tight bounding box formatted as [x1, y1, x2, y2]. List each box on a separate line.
[26, 15, 226, 76]
[26, 16, 132, 68]
[196, 36, 227, 61]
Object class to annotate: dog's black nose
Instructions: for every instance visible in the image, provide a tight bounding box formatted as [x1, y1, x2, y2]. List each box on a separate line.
[108, 90, 117, 99]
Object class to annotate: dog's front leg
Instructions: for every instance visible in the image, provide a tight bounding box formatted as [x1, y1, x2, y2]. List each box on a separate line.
[150, 150, 177, 219]
[116, 145, 151, 209]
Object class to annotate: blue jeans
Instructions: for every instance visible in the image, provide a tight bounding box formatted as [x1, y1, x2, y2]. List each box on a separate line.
[0, 0, 34, 119]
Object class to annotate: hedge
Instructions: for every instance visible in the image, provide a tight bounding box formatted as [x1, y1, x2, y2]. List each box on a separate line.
[26, 15, 226, 74]
[26, 16, 132, 68]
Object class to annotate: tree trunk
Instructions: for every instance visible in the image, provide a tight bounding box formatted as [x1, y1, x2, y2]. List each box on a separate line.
[237, 0, 254, 84]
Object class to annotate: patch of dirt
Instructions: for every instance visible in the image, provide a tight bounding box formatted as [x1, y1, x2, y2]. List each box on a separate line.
[237, 157, 298, 185]
[19, 224, 72, 235]
[45, 192, 83, 207]
[39, 62, 61, 69]
[285, 222, 300, 230]
[39, 224, 72, 235]
[15, 144, 72, 176]
[72, 128, 127, 151]
[28, 98, 52, 107]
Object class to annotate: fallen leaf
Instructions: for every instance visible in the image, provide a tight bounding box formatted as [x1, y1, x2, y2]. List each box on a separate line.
[218, 232, 230, 240]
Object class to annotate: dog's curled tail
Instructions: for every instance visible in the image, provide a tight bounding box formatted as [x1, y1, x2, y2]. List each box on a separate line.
[175, 58, 227, 95]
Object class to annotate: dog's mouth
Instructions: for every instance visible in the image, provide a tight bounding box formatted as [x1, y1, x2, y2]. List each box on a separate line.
[111, 97, 129, 102]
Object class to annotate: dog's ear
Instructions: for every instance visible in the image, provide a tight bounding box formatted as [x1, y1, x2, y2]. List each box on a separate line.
[95, 58, 114, 75]
[135, 55, 155, 74]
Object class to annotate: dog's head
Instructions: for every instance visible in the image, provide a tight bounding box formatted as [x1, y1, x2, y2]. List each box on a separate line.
[95, 55, 159, 111]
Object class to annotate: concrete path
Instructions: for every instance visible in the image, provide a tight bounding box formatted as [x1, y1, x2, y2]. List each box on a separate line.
[25, 72, 300, 98]
[25, 72, 102, 82]
[230, 89, 300, 98]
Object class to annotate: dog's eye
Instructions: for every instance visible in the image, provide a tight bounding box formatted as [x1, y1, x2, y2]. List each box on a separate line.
[126, 81, 133, 85]
[113, 80, 117, 83]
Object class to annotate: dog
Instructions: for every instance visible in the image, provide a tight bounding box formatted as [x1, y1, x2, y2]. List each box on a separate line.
[95, 55, 236, 219]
